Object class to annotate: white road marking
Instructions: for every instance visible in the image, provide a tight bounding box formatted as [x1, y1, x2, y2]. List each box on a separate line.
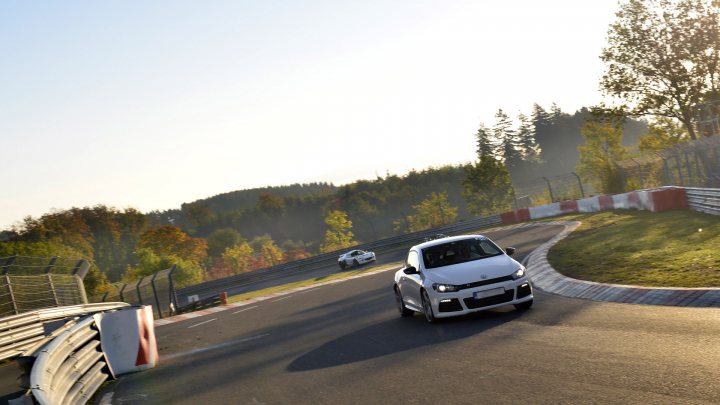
[187, 318, 217, 329]
[232, 305, 258, 314]
[163, 333, 269, 361]
[271, 296, 291, 302]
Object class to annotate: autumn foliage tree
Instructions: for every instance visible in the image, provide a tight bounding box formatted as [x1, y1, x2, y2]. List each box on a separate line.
[321, 210, 356, 253]
[138, 226, 207, 263]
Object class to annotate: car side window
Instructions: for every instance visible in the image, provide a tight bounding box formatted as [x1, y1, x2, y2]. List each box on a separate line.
[407, 250, 420, 270]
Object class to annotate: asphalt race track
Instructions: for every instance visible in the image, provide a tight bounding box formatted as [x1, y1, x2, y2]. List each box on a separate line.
[89, 225, 720, 405]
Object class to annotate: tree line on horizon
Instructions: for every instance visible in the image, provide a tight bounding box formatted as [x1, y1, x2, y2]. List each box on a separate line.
[2, 0, 718, 298]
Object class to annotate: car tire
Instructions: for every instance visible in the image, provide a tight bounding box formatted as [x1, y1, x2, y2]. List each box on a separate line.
[514, 299, 533, 311]
[339, 261, 346, 270]
[421, 290, 436, 323]
[395, 287, 413, 317]
[353, 259, 359, 266]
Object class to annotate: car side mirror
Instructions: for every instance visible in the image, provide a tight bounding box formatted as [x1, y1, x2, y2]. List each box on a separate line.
[403, 266, 418, 275]
[505, 247, 516, 256]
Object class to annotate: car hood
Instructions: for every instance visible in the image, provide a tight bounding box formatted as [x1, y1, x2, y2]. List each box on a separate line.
[424, 255, 520, 285]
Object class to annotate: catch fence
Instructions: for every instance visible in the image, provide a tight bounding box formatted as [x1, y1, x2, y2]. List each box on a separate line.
[616, 136, 720, 189]
[92, 266, 177, 319]
[0, 256, 89, 318]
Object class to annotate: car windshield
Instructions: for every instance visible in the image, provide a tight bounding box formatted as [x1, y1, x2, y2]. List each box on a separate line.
[421, 238, 503, 269]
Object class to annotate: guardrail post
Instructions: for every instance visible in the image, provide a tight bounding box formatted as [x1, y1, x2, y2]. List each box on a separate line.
[542, 177, 555, 202]
[150, 271, 163, 319]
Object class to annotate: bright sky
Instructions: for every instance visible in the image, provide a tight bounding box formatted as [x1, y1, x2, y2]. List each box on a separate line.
[0, 0, 620, 229]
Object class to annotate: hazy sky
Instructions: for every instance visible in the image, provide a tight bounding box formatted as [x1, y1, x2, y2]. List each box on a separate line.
[0, 0, 620, 229]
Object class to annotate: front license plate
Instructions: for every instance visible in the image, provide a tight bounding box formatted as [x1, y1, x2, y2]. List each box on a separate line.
[473, 287, 505, 300]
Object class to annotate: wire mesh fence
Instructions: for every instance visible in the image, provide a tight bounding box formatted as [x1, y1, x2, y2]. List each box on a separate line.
[616, 136, 720, 189]
[513, 173, 591, 208]
[92, 266, 176, 319]
[0, 256, 89, 318]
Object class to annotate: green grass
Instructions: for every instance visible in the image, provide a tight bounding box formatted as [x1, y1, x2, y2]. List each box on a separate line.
[547, 210, 720, 288]
[227, 263, 401, 303]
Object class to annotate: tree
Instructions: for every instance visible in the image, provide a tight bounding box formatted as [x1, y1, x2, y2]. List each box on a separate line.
[259, 239, 285, 266]
[206, 228, 242, 257]
[576, 116, 630, 193]
[406, 192, 458, 232]
[462, 157, 514, 216]
[494, 109, 522, 167]
[475, 123, 496, 159]
[600, 0, 720, 139]
[138, 226, 207, 263]
[320, 210, 356, 253]
[638, 117, 689, 151]
[221, 242, 255, 274]
[126, 248, 204, 288]
[516, 113, 540, 161]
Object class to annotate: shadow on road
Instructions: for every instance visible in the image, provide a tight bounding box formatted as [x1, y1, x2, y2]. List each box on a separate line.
[287, 308, 525, 372]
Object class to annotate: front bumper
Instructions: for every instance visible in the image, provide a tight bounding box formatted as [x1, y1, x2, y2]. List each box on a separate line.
[430, 278, 533, 318]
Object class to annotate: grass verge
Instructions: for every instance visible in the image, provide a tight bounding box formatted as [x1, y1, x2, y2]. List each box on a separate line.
[547, 209, 720, 288]
[227, 263, 401, 304]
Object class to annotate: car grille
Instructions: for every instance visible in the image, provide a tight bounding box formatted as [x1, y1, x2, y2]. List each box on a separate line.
[438, 298, 463, 312]
[463, 290, 515, 309]
[457, 275, 513, 291]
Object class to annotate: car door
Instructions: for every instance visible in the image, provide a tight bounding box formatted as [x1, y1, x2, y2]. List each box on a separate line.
[399, 250, 423, 309]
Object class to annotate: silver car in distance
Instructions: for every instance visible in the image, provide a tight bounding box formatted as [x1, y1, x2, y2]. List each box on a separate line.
[394, 234, 533, 323]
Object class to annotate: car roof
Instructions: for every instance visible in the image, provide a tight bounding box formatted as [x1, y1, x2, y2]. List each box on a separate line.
[413, 234, 487, 250]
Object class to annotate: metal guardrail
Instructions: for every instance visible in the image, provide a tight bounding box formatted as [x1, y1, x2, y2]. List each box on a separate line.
[685, 187, 720, 215]
[0, 302, 128, 361]
[29, 315, 110, 405]
[176, 215, 501, 305]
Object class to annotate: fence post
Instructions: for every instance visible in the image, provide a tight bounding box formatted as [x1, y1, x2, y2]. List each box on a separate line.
[571, 172, 585, 198]
[5, 274, 18, 315]
[47, 274, 59, 306]
[136, 277, 144, 305]
[119, 283, 127, 303]
[1, 256, 16, 275]
[71, 260, 90, 278]
[43, 257, 58, 274]
[74, 275, 88, 304]
[150, 271, 163, 319]
[675, 155, 684, 185]
[542, 177, 555, 202]
[168, 265, 179, 315]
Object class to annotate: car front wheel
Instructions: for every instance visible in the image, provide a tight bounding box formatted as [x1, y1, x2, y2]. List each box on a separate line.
[421, 290, 436, 323]
[395, 287, 413, 317]
[339, 261, 346, 270]
[353, 259, 359, 266]
[514, 299, 533, 311]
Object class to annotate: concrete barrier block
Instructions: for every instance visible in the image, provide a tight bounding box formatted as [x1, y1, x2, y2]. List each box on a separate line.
[598, 195, 614, 210]
[529, 203, 561, 219]
[650, 187, 688, 212]
[97, 305, 158, 376]
[559, 200, 579, 214]
[577, 197, 600, 213]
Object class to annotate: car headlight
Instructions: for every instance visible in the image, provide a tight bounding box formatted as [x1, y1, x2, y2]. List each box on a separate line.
[432, 283, 460, 293]
[512, 267, 526, 280]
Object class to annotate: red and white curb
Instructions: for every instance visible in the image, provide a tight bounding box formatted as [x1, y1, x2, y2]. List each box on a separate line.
[524, 221, 720, 308]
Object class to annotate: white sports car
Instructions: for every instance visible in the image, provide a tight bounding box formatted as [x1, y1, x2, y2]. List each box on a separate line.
[394, 234, 533, 323]
[338, 249, 376, 270]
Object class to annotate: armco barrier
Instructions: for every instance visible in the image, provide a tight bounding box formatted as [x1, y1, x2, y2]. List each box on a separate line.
[12, 305, 157, 405]
[686, 187, 720, 215]
[29, 316, 109, 405]
[0, 303, 129, 361]
[176, 215, 502, 304]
